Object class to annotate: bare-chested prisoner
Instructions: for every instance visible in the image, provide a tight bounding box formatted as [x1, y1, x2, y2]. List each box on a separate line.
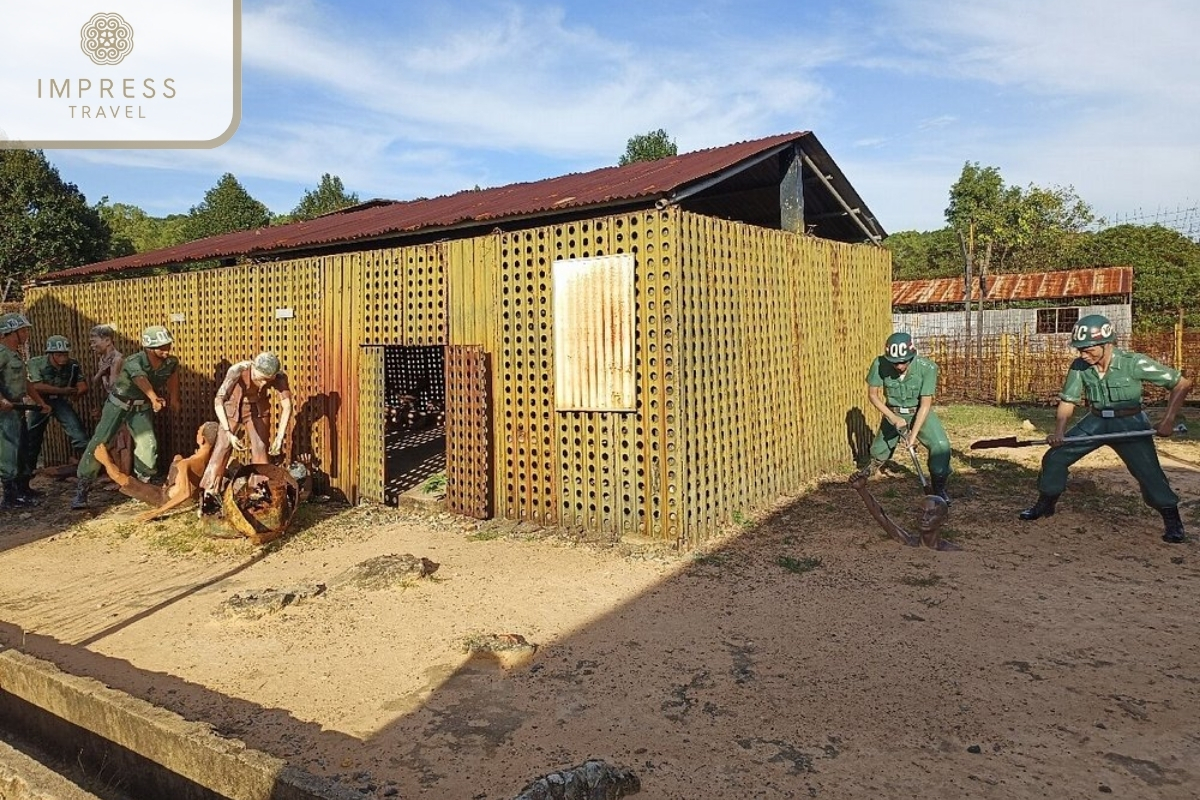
[94, 422, 219, 522]
[847, 473, 960, 551]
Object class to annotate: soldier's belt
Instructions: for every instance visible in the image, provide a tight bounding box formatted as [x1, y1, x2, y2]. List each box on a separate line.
[107, 393, 149, 411]
[889, 405, 917, 415]
[1089, 406, 1143, 419]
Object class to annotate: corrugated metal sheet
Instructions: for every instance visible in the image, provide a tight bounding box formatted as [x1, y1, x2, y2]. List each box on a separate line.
[38, 131, 883, 283]
[552, 254, 636, 411]
[892, 266, 1133, 306]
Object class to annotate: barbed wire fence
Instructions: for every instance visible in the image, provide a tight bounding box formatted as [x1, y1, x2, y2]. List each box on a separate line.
[1098, 201, 1200, 241]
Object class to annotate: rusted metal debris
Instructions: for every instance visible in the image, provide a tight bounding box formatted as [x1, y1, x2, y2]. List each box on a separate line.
[511, 759, 640, 800]
[214, 463, 302, 546]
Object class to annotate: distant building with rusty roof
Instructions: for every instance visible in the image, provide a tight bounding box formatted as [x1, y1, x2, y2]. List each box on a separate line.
[27, 131, 892, 547]
[891, 266, 1133, 343]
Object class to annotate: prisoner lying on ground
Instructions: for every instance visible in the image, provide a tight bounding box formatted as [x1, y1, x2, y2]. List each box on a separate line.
[848, 473, 960, 551]
[94, 421, 219, 522]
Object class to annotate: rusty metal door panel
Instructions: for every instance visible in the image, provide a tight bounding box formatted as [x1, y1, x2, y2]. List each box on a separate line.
[445, 344, 493, 518]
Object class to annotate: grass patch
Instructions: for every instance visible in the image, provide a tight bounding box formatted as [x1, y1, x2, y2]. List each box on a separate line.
[467, 528, 505, 542]
[692, 551, 728, 567]
[421, 473, 448, 495]
[939, 526, 969, 542]
[731, 509, 752, 528]
[777, 555, 821, 574]
[937, 404, 1057, 431]
[900, 573, 942, 588]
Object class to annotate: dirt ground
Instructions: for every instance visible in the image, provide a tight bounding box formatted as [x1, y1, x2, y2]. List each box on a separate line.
[2, 406, 1200, 799]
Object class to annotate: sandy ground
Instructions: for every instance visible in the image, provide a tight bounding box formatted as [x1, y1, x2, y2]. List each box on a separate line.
[2, 409, 1200, 799]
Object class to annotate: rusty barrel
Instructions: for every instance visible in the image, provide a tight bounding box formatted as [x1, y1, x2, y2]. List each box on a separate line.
[220, 463, 301, 545]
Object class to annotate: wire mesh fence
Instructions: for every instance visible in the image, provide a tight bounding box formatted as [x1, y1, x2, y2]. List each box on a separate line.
[926, 330, 1200, 405]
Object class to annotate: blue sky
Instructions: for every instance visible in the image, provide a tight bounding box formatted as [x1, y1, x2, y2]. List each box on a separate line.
[44, 0, 1200, 234]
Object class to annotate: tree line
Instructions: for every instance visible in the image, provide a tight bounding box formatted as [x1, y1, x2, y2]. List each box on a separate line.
[886, 162, 1200, 332]
[0, 150, 358, 298]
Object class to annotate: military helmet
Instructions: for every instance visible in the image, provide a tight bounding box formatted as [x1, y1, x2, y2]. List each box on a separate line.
[45, 335, 70, 353]
[252, 351, 281, 377]
[1069, 314, 1116, 349]
[884, 332, 917, 364]
[141, 325, 173, 348]
[0, 312, 32, 336]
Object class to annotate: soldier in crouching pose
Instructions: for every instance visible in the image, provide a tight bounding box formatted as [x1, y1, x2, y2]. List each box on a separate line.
[1018, 314, 1193, 543]
[858, 332, 953, 503]
[23, 335, 90, 492]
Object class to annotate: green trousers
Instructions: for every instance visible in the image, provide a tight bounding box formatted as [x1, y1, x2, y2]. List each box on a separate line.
[0, 408, 32, 482]
[77, 401, 160, 481]
[1038, 412, 1177, 508]
[869, 409, 952, 478]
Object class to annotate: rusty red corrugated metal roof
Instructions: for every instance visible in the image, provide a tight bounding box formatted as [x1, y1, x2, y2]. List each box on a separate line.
[892, 266, 1133, 306]
[39, 131, 821, 283]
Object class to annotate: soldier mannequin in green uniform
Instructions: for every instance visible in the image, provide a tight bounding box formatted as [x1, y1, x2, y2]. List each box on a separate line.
[1019, 314, 1193, 543]
[860, 332, 953, 502]
[22, 335, 90, 496]
[73, 325, 180, 510]
[0, 313, 50, 510]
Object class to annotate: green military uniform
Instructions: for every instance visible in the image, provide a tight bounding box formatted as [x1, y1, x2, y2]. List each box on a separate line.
[866, 355, 952, 479]
[1038, 348, 1181, 507]
[77, 349, 179, 482]
[0, 344, 33, 483]
[23, 354, 90, 475]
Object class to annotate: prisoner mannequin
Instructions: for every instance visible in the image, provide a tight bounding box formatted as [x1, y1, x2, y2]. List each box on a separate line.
[848, 473, 960, 551]
[89, 324, 133, 480]
[199, 352, 293, 514]
[94, 422, 219, 522]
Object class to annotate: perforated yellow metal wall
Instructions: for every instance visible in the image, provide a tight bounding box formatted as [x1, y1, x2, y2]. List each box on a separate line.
[674, 213, 891, 546]
[495, 211, 677, 539]
[25, 207, 887, 546]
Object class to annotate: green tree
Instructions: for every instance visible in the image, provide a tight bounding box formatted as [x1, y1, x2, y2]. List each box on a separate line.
[95, 198, 190, 257]
[619, 128, 678, 166]
[0, 149, 112, 295]
[945, 162, 1094, 274]
[288, 173, 360, 222]
[1083, 224, 1200, 331]
[181, 173, 271, 242]
[885, 228, 961, 280]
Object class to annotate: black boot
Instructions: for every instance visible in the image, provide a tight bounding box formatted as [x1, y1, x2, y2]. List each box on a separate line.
[71, 477, 90, 510]
[930, 474, 951, 505]
[1160, 506, 1186, 544]
[2, 480, 37, 509]
[16, 477, 43, 499]
[1018, 492, 1059, 521]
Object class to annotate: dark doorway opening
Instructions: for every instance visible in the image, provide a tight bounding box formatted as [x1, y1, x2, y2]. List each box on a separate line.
[384, 345, 445, 505]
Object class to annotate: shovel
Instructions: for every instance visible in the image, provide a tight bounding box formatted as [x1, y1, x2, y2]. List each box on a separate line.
[900, 431, 928, 490]
[970, 430, 1156, 450]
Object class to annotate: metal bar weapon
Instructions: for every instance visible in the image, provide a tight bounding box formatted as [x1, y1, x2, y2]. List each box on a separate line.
[970, 430, 1157, 450]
